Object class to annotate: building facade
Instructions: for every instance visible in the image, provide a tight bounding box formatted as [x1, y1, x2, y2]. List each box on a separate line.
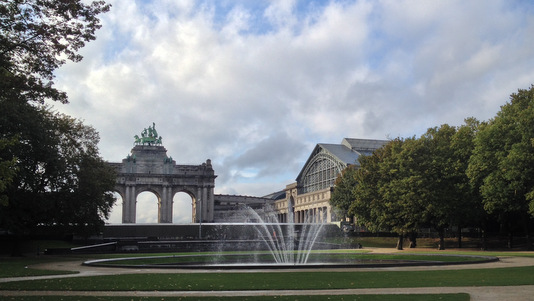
[109, 125, 387, 224]
[272, 138, 388, 223]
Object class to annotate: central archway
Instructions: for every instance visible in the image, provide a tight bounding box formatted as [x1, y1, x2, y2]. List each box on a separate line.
[136, 191, 160, 223]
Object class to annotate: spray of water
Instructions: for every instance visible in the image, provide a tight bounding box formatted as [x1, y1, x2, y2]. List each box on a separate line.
[241, 206, 326, 265]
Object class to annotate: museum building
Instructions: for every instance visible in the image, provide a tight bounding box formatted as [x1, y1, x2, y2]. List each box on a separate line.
[268, 138, 388, 224]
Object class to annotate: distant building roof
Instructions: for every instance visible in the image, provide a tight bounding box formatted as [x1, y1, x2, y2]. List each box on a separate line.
[263, 190, 286, 200]
[295, 138, 388, 190]
[341, 138, 389, 156]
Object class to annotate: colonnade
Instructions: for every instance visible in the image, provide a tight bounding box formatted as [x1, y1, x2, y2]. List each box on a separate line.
[276, 206, 328, 224]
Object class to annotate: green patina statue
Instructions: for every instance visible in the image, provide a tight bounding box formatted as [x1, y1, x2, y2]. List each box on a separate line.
[134, 122, 162, 146]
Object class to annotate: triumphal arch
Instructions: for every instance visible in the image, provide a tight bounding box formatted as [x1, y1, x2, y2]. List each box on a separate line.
[109, 123, 216, 223]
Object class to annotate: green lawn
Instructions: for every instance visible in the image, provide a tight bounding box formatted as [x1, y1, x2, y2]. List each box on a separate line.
[1, 265, 533, 291]
[0, 257, 76, 278]
[0, 294, 470, 301]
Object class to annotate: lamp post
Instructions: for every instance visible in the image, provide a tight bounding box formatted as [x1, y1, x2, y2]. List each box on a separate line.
[198, 197, 202, 240]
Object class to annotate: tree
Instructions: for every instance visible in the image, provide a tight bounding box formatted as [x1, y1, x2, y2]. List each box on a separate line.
[350, 138, 427, 250]
[0, 98, 116, 237]
[449, 118, 485, 248]
[348, 143, 388, 233]
[0, 0, 111, 104]
[0, 137, 18, 207]
[0, 1, 114, 243]
[379, 137, 430, 249]
[418, 124, 477, 250]
[467, 86, 534, 249]
[349, 124, 483, 250]
[330, 165, 358, 222]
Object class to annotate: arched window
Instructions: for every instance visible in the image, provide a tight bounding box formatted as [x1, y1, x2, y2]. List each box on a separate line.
[300, 149, 344, 194]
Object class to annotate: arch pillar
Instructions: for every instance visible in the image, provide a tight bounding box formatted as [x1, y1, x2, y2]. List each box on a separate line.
[159, 185, 173, 223]
[122, 185, 136, 223]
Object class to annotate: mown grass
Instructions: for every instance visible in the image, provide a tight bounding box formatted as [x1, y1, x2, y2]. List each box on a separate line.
[1, 265, 534, 291]
[333, 236, 485, 249]
[0, 257, 76, 278]
[0, 294, 470, 301]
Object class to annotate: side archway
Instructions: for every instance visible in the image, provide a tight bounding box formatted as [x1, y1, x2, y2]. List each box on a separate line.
[106, 192, 123, 224]
[173, 191, 194, 223]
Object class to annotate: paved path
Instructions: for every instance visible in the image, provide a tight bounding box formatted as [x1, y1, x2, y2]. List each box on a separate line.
[1, 249, 534, 300]
[1, 286, 534, 300]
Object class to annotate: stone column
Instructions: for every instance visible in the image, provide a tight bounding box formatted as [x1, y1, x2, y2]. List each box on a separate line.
[159, 186, 172, 223]
[123, 185, 136, 223]
[122, 185, 129, 223]
[196, 187, 202, 223]
[202, 187, 208, 222]
[208, 186, 214, 222]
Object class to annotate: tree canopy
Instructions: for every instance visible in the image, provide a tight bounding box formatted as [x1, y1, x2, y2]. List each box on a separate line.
[330, 165, 358, 221]
[0, 0, 114, 238]
[0, 99, 116, 235]
[333, 85, 534, 249]
[0, 0, 110, 103]
[467, 86, 534, 246]
[337, 121, 485, 249]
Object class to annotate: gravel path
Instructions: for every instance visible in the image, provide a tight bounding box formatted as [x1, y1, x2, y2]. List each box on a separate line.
[1, 249, 534, 300]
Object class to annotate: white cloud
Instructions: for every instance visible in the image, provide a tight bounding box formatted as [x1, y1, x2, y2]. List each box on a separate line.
[55, 0, 534, 223]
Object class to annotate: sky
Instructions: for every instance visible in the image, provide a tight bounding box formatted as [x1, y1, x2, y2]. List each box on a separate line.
[50, 0, 534, 223]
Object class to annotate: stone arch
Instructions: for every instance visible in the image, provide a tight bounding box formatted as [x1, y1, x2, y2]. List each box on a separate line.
[109, 144, 216, 224]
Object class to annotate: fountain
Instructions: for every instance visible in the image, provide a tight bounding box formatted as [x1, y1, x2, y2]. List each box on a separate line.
[240, 206, 326, 265]
[81, 207, 500, 269]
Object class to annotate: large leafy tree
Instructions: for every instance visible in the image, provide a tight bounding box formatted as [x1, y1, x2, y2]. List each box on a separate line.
[0, 1, 114, 240]
[1, 0, 110, 104]
[467, 86, 534, 248]
[448, 119, 486, 247]
[418, 123, 483, 249]
[347, 143, 387, 233]
[330, 165, 358, 222]
[348, 123, 483, 250]
[349, 138, 428, 250]
[0, 98, 116, 236]
[0, 137, 18, 207]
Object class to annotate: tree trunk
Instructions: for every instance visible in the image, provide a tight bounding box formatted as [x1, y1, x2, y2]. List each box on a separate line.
[457, 226, 462, 249]
[396, 233, 404, 250]
[438, 228, 445, 250]
[409, 231, 417, 248]
[523, 214, 532, 251]
[10, 235, 23, 257]
[507, 231, 513, 249]
[480, 220, 488, 251]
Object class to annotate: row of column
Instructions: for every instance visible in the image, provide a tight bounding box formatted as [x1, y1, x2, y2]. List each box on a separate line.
[294, 206, 328, 223]
[275, 206, 329, 224]
[120, 184, 214, 223]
